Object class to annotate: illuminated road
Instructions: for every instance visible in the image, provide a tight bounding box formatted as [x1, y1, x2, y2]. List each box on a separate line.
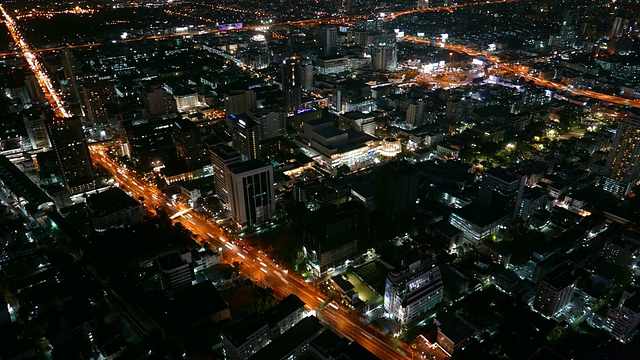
[0, 0, 520, 57]
[404, 35, 640, 109]
[89, 146, 412, 360]
[0, 5, 71, 117]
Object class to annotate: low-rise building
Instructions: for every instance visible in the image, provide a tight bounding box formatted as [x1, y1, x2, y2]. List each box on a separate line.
[86, 187, 144, 233]
[262, 294, 306, 339]
[250, 316, 324, 360]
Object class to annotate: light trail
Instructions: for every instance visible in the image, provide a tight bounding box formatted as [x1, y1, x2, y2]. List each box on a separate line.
[0, 5, 71, 118]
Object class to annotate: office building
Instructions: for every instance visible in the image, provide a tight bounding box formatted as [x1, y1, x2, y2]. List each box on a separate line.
[384, 252, 444, 324]
[226, 160, 275, 227]
[22, 108, 51, 150]
[82, 80, 116, 127]
[46, 116, 96, 194]
[282, 56, 302, 114]
[303, 202, 367, 275]
[210, 144, 242, 205]
[318, 26, 337, 56]
[230, 114, 260, 160]
[533, 262, 576, 317]
[477, 167, 525, 221]
[143, 86, 176, 116]
[86, 187, 144, 232]
[602, 115, 640, 196]
[222, 314, 271, 360]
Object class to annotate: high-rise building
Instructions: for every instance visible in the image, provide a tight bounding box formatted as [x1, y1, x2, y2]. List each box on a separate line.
[226, 160, 275, 227]
[224, 89, 257, 117]
[384, 252, 444, 324]
[533, 262, 576, 317]
[143, 86, 176, 116]
[230, 114, 260, 160]
[369, 43, 397, 71]
[82, 80, 116, 127]
[46, 116, 96, 194]
[477, 167, 525, 221]
[22, 108, 51, 150]
[302, 202, 367, 275]
[318, 26, 338, 56]
[210, 144, 242, 205]
[374, 161, 418, 215]
[603, 115, 640, 196]
[282, 56, 302, 114]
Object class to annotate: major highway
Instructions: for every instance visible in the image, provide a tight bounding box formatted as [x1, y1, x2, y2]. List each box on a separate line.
[0, 5, 71, 117]
[403, 35, 640, 109]
[89, 146, 412, 360]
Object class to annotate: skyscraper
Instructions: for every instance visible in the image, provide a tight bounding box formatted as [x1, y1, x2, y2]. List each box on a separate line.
[46, 116, 96, 194]
[226, 160, 275, 227]
[282, 56, 302, 114]
[603, 114, 640, 196]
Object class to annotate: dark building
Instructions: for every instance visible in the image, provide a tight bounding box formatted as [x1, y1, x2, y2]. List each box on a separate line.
[477, 167, 525, 221]
[120, 118, 177, 169]
[303, 201, 368, 275]
[282, 56, 302, 114]
[46, 116, 96, 194]
[374, 161, 418, 214]
[172, 118, 202, 170]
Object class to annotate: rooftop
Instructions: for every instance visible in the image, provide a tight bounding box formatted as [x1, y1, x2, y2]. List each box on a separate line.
[86, 187, 140, 215]
[249, 316, 324, 360]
